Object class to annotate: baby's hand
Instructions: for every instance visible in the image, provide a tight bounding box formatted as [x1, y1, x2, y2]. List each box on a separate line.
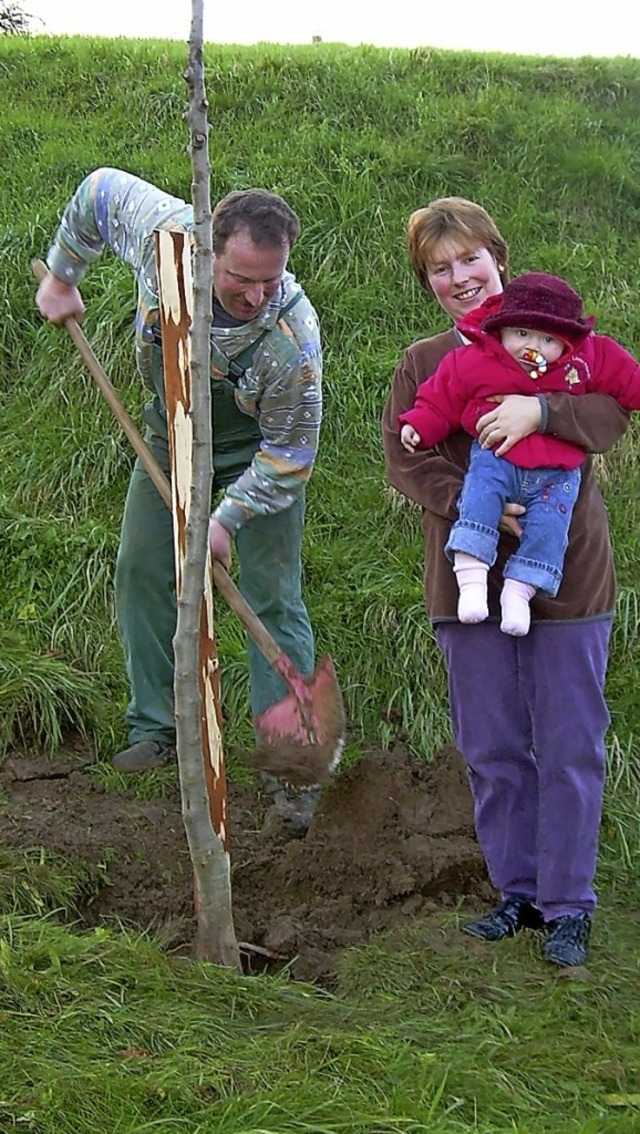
[400, 424, 421, 452]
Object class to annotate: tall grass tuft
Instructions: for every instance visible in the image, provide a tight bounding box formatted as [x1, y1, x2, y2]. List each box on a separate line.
[0, 633, 104, 757]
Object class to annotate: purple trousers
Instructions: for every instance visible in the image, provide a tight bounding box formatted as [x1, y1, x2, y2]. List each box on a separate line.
[436, 618, 612, 920]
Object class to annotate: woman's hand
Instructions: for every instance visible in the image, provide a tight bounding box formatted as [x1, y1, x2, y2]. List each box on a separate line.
[499, 502, 525, 539]
[476, 394, 542, 456]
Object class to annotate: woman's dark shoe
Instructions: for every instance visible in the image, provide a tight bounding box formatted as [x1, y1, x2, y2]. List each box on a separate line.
[462, 896, 544, 941]
[543, 912, 591, 966]
[112, 739, 176, 773]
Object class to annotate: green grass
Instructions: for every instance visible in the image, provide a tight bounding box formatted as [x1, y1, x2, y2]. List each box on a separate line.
[0, 908, 637, 1132]
[1, 32, 640, 1134]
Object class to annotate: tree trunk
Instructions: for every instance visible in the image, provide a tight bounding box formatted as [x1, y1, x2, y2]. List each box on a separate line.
[151, 2, 240, 968]
[155, 227, 239, 968]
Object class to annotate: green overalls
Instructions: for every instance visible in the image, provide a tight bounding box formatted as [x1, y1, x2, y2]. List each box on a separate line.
[114, 312, 314, 744]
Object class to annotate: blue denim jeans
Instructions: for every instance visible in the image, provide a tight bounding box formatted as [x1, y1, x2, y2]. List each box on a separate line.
[445, 442, 581, 597]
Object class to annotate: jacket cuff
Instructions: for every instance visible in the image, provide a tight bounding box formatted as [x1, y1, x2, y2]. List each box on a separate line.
[536, 393, 549, 433]
[46, 245, 87, 287]
[211, 498, 246, 537]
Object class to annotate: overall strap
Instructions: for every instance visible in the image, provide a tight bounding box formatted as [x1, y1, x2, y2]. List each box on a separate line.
[151, 289, 304, 384]
[226, 289, 304, 383]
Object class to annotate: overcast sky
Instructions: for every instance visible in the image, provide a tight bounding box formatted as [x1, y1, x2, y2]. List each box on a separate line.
[34, 0, 640, 60]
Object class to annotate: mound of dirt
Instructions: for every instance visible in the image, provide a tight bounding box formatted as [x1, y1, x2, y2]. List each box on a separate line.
[0, 743, 494, 981]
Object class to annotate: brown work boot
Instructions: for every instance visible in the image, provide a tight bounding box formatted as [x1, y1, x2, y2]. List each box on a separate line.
[112, 739, 176, 774]
[260, 773, 321, 837]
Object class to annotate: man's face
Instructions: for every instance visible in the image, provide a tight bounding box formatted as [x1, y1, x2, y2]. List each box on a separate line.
[213, 227, 289, 320]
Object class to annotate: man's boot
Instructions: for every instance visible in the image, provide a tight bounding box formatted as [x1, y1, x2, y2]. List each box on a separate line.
[112, 739, 176, 773]
[260, 772, 321, 836]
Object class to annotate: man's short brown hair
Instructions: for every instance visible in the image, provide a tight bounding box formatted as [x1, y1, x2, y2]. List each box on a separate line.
[212, 188, 300, 254]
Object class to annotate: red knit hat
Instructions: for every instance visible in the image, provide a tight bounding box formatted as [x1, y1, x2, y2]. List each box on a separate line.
[482, 272, 595, 343]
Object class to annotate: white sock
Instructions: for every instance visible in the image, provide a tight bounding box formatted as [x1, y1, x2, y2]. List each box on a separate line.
[500, 579, 536, 636]
[453, 553, 489, 623]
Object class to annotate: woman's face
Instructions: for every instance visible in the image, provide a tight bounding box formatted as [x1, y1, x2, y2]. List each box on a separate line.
[425, 240, 503, 323]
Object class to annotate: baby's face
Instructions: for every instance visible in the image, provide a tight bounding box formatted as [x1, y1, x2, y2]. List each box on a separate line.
[501, 327, 566, 373]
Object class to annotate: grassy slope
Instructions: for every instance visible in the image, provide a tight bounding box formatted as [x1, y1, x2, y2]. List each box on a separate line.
[2, 38, 640, 754]
[0, 36, 639, 1132]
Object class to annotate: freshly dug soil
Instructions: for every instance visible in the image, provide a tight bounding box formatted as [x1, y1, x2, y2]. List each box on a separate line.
[0, 742, 494, 981]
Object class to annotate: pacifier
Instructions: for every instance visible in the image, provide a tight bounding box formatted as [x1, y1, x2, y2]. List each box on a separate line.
[520, 348, 548, 379]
